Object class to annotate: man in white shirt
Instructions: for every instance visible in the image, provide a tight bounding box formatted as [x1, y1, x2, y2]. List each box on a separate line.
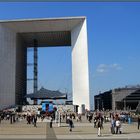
[115, 119, 121, 134]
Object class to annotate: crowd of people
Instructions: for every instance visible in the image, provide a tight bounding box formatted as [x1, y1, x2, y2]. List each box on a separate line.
[0, 111, 20, 124]
[85, 111, 135, 136]
[1, 108, 140, 137]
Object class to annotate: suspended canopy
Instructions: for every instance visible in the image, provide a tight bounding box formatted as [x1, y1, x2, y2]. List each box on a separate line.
[26, 87, 67, 100]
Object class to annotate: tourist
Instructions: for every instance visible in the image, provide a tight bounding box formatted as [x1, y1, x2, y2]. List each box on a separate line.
[66, 114, 69, 124]
[97, 118, 102, 136]
[69, 116, 74, 132]
[111, 116, 115, 134]
[27, 114, 31, 124]
[58, 113, 61, 127]
[32, 114, 37, 127]
[50, 116, 53, 128]
[88, 114, 93, 123]
[101, 116, 104, 129]
[138, 115, 140, 130]
[115, 118, 121, 134]
[10, 113, 13, 124]
[78, 114, 82, 122]
[76, 115, 79, 122]
[94, 117, 97, 128]
[62, 114, 65, 120]
[119, 122, 122, 134]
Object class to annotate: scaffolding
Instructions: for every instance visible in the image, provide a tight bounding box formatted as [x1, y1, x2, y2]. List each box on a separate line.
[27, 39, 38, 105]
[33, 39, 38, 105]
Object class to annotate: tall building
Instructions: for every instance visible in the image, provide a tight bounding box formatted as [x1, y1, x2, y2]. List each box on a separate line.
[0, 17, 89, 111]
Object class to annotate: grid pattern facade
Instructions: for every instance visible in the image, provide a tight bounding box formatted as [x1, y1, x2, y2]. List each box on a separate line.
[0, 25, 16, 109]
[15, 34, 27, 105]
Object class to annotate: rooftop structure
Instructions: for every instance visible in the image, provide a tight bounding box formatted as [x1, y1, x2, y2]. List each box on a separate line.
[26, 87, 67, 100]
[94, 85, 140, 111]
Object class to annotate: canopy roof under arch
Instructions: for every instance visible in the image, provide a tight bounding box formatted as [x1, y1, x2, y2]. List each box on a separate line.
[26, 87, 67, 100]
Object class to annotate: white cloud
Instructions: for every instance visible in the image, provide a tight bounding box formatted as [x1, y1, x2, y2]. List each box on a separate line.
[110, 63, 122, 70]
[96, 63, 122, 73]
[96, 64, 108, 73]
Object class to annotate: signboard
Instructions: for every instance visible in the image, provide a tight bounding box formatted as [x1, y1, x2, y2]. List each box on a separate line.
[42, 102, 53, 112]
[42, 103, 46, 111]
[48, 103, 53, 112]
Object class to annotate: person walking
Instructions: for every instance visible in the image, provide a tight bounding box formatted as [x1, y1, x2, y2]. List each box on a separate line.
[97, 119, 102, 136]
[32, 114, 37, 127]
[27, 114, 31, 124]
[138, 115, 140, 130]
[10, 114, 13, 124]
[76, 115, 79, 122]
[69, 116, 74, 132]
[50, 116, 53, 128]
[111, 117, 115, 134]
[94, 117, 97, 128]
[115, 118, 121, 134]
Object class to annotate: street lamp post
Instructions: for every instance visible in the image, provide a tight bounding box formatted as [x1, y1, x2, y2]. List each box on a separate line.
[124, 99, 126, 110]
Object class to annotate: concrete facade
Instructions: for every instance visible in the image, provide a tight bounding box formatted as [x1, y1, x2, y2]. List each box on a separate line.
[94, 86, 140, 111]
[71, 19, 90, 111]
[0, 25, 16, 109]
[112, 88, 137, 110]
[0, 17, 90, 112]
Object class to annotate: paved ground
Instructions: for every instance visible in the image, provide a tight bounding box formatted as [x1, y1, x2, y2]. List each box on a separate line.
[0, 118, 140, 140]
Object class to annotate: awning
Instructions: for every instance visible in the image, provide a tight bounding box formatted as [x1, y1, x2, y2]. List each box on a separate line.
[25, 87, 67, 100]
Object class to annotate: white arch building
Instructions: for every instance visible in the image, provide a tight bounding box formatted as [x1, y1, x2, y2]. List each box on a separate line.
[0, 16, 89, 112]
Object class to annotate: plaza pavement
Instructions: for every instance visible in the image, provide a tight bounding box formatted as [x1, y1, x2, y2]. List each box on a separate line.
[0, 118, 140, 140]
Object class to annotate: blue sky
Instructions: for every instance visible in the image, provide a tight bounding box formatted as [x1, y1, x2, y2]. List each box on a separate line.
[0, 2, 140, 109]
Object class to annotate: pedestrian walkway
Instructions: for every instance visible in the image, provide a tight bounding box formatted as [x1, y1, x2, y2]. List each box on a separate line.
[46, 122, 57, 140]
[0, 119, 140, 139]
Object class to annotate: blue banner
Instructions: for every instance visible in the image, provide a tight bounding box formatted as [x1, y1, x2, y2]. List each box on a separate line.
[42, 103, 46, 111]
[48, 103, 53, 112]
